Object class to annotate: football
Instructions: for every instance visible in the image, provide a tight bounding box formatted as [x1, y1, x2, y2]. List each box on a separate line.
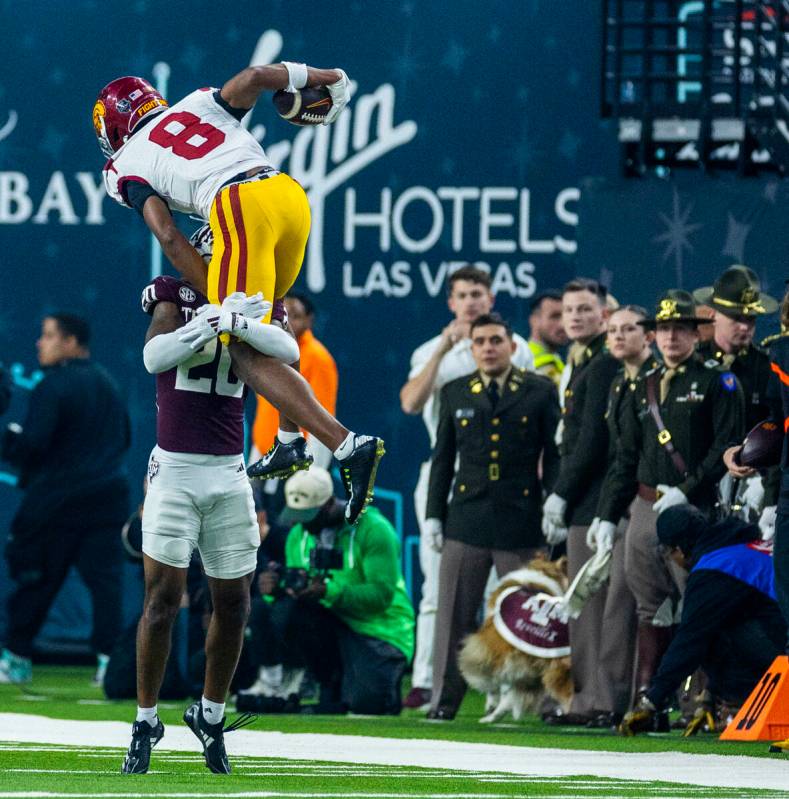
[272, 86, 333, 126]
[735, 419, 784, 469]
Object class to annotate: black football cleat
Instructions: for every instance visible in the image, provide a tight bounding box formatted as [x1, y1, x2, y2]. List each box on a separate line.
[183, 702, 231, 775]
[339, 435, 385, 524]
[247, 437, 313, 480]
[121, 718, 164, 774]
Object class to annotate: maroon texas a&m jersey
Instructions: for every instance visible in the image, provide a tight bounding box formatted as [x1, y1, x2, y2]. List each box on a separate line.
[142, 276, 245, 455]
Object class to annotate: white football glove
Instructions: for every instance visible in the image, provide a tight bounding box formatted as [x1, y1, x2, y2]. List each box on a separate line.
[324, 69, 351, 124]
[586, 517, 601, 550]
[760, 505, 777, 542]
[652, 484, 688, 514]
[189, 223, 213, 264]
[543, 493, 567, 528]
[423, 518, 444, 553]
[595, 520, 618, 554]
[177, 304, 221, 351]
[542, 517, 569, 546]
[221, 291, 271, 321]
[741, 475, 765, 514]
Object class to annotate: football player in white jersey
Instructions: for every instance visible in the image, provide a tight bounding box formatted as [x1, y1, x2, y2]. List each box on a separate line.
[93, 63, 383, 525]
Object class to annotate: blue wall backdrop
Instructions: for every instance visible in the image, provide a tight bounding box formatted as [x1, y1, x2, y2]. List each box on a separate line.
[0, 1, 785, 648]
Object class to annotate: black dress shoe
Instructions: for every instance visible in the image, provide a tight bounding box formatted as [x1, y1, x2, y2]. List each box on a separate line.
[426, 707, 456, 721]
[587, 711, 623, 729]
[247, 437, 313, 480]
[542, 709, 592, 726]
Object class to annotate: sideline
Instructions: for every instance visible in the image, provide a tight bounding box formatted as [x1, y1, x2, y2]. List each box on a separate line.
[0, 713, 786, 792]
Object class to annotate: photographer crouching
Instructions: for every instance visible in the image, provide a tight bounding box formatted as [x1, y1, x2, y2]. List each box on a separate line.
[239, 467, 415, 715]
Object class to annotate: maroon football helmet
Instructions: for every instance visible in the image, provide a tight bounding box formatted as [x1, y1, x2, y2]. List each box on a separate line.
[93, 76, 168, 157]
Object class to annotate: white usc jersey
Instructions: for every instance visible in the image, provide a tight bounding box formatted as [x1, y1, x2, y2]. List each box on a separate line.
[103, 88, 273, 220]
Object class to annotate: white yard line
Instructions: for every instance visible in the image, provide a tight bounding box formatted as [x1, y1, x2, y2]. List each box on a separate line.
[0, 714, 787, 792]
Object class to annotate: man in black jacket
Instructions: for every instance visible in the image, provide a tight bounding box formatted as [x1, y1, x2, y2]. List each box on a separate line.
[0, 314, 130, 685]
[541, 278, 629, 726]
[424, 313, 559, 719]
[620, 504, 785, 735]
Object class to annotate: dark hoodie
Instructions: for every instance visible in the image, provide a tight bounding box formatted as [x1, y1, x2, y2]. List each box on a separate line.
[647, 512, 785, 707]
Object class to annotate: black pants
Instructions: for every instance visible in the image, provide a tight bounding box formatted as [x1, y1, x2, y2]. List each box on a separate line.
[703, 604, 786, 704]
[247, 595, 406, 715]
[5, 519, 123, 658]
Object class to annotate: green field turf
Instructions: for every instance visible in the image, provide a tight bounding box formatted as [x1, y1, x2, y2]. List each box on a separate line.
[0, 666, 778, 758]
[2, 666, 789, 799]
[0, 742, 788, 799]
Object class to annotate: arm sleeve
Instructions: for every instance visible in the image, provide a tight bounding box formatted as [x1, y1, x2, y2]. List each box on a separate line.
[597, 388, 641, 522]
[553, 356, 620, 506]
[125, 180, 166, 217]
[323, 520, 398, 616]
[540, 384, 561, 492]
[143, 329, 196, 374]
[213, 89, 250, 122]
[425, 385, 457, 521]
[679, 374, 745, 498]
[647, 572, 751, 707]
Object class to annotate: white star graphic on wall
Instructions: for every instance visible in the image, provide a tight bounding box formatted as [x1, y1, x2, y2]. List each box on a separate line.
[652, 188, 703, 287]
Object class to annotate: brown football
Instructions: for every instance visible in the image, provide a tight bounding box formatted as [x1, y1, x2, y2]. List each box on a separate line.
[735, 419, 784, 469]
[272, 86, 333, 126]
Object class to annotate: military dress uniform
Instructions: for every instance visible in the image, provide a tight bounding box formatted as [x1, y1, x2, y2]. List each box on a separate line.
[549, 333, 630, 720]
[694, 266, 781, 513]
[425, 366, 560, 717]
[597, 291, 745, 697]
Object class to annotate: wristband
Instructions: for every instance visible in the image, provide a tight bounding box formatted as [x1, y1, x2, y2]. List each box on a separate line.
[282, 61, 308, 91]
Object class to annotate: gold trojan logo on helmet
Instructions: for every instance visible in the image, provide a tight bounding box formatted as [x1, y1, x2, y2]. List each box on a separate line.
[92, 100, 106, 138]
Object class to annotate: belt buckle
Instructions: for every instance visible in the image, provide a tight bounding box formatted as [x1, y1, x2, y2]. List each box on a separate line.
[657, 429, 672, 445]
[489, 463, 500, 481]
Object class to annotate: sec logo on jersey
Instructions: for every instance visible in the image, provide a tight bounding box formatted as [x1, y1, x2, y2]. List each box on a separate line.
[179, 286, 196, 303]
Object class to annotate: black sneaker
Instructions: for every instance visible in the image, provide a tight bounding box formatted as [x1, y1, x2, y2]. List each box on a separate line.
[338, 436, 385, 524]
[121, 719, 164, 774]
[183, 702, 230, 775]
[247, 437, 313, 480]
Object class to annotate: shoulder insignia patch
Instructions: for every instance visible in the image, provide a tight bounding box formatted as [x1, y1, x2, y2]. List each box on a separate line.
[721, 372, 737, 392]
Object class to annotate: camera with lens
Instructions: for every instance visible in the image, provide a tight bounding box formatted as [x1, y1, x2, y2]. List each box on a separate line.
[282, 567, 309, 593]
[309, 546, 343, 571]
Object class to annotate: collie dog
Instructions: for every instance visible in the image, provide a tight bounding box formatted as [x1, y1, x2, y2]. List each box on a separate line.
[458, 557, 573, 723]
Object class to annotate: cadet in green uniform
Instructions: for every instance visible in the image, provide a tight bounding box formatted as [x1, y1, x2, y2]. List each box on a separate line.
[694, 265, 779, 517]
[580, 305, 660, 728]
[596, 290, 745, 722]
[541, 279, 622, 726]
[424, 313, 560, 719]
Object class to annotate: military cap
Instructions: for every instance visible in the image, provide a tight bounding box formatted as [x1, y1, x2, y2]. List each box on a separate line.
[693, 265, 778, 317]
[638, 289, 708, 329]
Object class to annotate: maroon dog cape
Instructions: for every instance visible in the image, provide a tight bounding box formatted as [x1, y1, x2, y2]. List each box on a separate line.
[493, 586, 570, 658]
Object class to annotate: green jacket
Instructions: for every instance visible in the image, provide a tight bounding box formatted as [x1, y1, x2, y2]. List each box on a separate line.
[284, 507, 415, 660]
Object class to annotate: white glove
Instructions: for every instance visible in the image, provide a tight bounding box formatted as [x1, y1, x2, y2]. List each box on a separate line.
[586, 517, 601, 549]
[652, 484, 688, 514]
[189, 223, 213, 264]
[324, 69, 350, 124]
[595, 520, 618, 554]
[542, 516, 569, 545]
[221, 291, 271, 321]
[543, 493, 567, 528]
[742, 475, 765, 514]
[423, 518, 443, 552]
[219, 310, 299, 364]
[760, 505, 777, 542]
[177, 304, 221, 351]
